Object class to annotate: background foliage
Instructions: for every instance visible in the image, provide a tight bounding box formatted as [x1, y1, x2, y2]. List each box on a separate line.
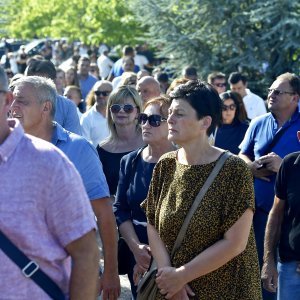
[2, 0, 300, 94]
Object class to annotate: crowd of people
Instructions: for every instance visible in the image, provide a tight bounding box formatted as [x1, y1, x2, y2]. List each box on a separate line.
[0, 39, 300, 300]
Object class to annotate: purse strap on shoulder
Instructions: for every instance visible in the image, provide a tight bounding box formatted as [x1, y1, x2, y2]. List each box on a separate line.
[171, 151, 232, 258]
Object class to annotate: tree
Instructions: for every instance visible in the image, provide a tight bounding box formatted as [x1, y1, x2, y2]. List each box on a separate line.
[130, 0, 300, 94]
[3, 0, 142, 46]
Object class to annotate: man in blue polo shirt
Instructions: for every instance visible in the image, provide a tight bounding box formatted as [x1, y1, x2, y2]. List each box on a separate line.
[239, 72, 300, 300]
[11, 76, 121, 300]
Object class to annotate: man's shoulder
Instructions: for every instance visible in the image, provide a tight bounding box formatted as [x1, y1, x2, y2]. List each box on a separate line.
[249, 113, 272, 127]
[246, 89, 264, 101]
[283, 151, 300, 165]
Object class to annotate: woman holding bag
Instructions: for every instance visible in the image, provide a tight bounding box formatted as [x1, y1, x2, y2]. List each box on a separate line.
[141, 80, 262, 300]
[114, 96, 175, 299]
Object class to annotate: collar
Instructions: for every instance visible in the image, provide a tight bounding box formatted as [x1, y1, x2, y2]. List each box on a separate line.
[0, 119, 24, 163]
[294, 153, 300, 165]
[51, 121, 68, 146]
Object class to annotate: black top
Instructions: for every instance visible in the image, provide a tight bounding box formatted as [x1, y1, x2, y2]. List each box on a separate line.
[97, 146, 130, 196]
[114, 148, 155, 229]
[215, 120, 248, 154]
[275, 151, 300, 261]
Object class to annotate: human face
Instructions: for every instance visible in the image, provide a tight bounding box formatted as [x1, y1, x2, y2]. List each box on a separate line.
[212, 79, 226, 94]
[64, 87, 81, 106]
[66, 69, 75, 85]
[136, 82, 158, 103]
[11, 84, 46, 134]
[222, 99, 236, 125]
[110, 97, 138, 127]
[267, 79, 297, 113]
[139, 103, 168, 145]
[167, 99, 204, 146]
[230, 80, 247, 98]
[94, 82, 112, 109]
[55, 71, 66, 91]
[122, 58, 135, 72]
[78, 60, 90, 76]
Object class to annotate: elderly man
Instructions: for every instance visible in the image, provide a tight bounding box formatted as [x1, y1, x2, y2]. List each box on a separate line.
[261, 131, 300, 299]
[136, 75, 161, 103]
[0, 67, 99, 298]
[11, 76, 120, 300]
[80, 80, 112, 147]
[239, 72, 300, 300]
[25, 59, 81, 135]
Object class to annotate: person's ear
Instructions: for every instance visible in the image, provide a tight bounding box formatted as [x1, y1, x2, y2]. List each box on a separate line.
[201, 115, 212, 130]
[43, 101, 52, 114]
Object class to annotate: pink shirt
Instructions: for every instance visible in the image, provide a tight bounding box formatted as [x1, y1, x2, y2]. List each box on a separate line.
[0, 120, 96, 299]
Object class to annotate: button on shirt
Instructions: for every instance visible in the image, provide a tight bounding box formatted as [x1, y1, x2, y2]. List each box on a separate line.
[80, 104, 110, 147]
[51, 122, 110, 200]
[239, 110, 300, 212]
[0, 120, 96, 299]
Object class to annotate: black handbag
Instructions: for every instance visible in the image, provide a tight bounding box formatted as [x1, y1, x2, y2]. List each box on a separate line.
[136, 151, 232, 300]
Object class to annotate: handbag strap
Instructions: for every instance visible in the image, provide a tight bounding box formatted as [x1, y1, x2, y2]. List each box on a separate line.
[0, 229, 65, 300]
[262, 126, 289, 156]
[171, 151, 232, 258]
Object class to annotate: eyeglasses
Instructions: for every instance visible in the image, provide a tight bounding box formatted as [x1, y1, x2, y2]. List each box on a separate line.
[94, 90, 111, 97]
[267, 88, 295, 96]
[138, 113, 167, 127]
[222, 104, 236, 111]
[214, 83, 226, 88]
[110, 104, 136, 114]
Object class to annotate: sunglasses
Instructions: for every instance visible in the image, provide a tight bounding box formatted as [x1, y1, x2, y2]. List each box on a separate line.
[222, 104, 236, 111]
[267, 88, 295, 96]
[138, 113, 167, 127]
[215, 83, 226, 88]
[94, 90, 111, 97]
[110, 104, 136, 114]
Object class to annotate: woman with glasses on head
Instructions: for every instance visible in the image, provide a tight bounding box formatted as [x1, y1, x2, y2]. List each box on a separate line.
[80, 80, 112, 147]
[97, 85, 144, 197]
[141, 80, 261, 299]
[114, 96, 175, 299]
[214, 91, 249, 154]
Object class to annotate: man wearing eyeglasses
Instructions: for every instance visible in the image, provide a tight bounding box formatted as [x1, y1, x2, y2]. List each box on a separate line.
[207, 71, 227, 94]
[228, 72, 267, 120]
[80, 80, 112, 147]
[239, 72, 300, 300]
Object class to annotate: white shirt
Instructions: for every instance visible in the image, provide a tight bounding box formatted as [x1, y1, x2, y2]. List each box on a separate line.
[134, 54, 149, 70]
[80, 104, 110, 147]
[243, 89, 267, 120]
[97, 54, 114, 79]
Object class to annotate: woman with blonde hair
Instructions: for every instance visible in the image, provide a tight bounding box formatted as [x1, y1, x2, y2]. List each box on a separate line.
[97, 85, 144, 196]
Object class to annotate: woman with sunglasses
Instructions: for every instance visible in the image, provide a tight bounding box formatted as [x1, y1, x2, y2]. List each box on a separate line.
[141, 80, 261, 299]
[113, 96, 175, 299]
[97, 85, 144, 197]
[214, 91, 249, 154]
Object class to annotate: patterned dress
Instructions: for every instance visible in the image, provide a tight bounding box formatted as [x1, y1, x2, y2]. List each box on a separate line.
[141, 151, 262, 300]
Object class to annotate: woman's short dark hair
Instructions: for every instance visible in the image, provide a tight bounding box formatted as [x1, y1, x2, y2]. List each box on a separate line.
[169, 80, 222, 136]
[220, 91, 248, 123]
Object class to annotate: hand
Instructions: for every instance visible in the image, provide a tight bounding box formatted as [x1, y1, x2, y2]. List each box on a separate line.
[133, 263, 145, 286]
[261, 260, 278, 293]
[99, 270, 121, 300]
[132, 244, 151, 273]
[156, 266, 193, 298]
[258, 152, 282, 173]
[249, 160, 273, 182]
[165, 284, 195, 300]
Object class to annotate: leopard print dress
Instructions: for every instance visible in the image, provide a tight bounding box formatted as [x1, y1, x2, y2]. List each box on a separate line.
[141, 151, 262, 300]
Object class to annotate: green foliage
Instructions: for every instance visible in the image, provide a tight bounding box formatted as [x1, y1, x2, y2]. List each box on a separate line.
[130, 0, 300, 94]
[3, 0, 142, 46]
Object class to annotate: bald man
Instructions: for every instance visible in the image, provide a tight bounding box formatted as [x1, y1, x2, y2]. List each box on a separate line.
[136, 76, 161, 103]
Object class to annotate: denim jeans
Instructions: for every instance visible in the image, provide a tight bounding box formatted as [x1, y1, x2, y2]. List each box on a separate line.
[278, 261, 300, 300]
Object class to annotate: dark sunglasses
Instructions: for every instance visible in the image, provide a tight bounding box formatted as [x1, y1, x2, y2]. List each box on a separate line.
[215, 83, 226, 88]
[222, 104, 236, 111]
[110, 104, 136, 114]
[267, 88, 295, 96]
[138, 113, 167, 127]
[94, 90, 111, 97]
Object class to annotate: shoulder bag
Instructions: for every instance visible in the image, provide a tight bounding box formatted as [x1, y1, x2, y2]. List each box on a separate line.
[136, 151, 232, 300]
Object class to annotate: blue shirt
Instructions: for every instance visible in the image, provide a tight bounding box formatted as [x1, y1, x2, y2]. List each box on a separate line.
[51, 122, 109, 200]
[240, 110, 300, 212]
[79, 74, 98, 100]
[111, 58, 140, 77]
[54, 95, 81, 135]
